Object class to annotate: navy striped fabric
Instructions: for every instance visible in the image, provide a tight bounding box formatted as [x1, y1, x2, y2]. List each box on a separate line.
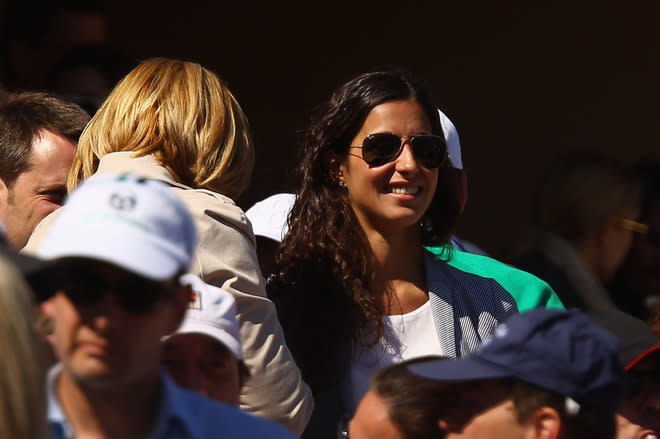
[426, 254, 519, 358]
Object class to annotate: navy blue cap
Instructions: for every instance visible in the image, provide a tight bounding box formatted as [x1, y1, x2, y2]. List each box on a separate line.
[408, 309, 625, 412]
[588, 309, 660, 370]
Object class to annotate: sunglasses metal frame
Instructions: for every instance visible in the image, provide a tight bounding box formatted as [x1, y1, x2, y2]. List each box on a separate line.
[350, 133, 448, 168]
[620, 218, 649, 235]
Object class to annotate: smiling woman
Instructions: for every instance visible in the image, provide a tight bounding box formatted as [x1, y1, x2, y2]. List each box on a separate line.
[267, 70, 534, 439]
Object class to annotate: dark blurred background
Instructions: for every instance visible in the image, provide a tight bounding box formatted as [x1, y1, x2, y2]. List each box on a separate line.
[1, 1, 659, 260]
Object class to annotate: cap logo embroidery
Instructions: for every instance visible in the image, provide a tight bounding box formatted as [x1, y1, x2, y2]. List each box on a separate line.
[189, 291, 202, 310]
[109, 192, 136, 211]
[494, 324, 508, 339]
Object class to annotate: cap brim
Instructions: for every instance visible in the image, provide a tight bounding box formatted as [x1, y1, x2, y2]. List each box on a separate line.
[0, 245, 58, 302]
[626, 343, 660, 370]
[39, 225, 185, 281]
[166, 321, 242, 360]
[408, 357, 514, 382]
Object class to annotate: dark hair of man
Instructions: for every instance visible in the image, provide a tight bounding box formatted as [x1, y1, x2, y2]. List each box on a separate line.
[0, 92, 89, 187]
[369, 356, 450, 439]
[270, 70, 460, 392]
[511, 380, 616, 439]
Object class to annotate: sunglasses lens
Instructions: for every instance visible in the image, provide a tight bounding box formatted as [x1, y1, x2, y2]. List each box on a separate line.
[116, 278, 169, 313]
[411, 136, 446, 168]
[361, 133, 402, 167]
[61, 265, 170, 314]
[63, 272, 104, 306]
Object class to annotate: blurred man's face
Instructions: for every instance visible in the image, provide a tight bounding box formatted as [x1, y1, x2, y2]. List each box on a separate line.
[47, 260, 185, 391]
[163, 333, 241, 405]
[617, 203, 660, 302]
[617, 355, 660, 439]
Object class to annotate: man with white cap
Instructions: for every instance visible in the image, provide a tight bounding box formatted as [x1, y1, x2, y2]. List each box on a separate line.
[36, 173, 293, 439]
[163, 274, 247, 406]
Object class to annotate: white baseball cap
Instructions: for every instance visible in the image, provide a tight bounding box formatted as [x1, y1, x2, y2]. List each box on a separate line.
[438, 109, 463, 170]
[245, 193, 296, 243]
[38, 173, 197, 281]
[168, 273, 243, 359]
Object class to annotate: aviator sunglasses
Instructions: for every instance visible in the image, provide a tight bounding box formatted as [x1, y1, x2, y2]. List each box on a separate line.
[57, 262, 177, 314]
[350, 133, 448, 168]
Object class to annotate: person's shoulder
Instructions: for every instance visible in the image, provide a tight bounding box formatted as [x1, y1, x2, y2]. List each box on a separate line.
[173, 385, 295, 438]
[426, 246, 565, 311]
[172, 185, 238, 210]
[169, 186, 254, 237]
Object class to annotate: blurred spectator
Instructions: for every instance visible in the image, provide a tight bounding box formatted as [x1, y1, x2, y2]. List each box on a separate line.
[407, 309, 623, 439]
[0, 255, 48, 439]
[24, 58, 312, 434]
[35, 173, 294, 439]
[589, 309, 660, 439]
[609, 159, 660, 327]
[163, 273, 248, 406]
[46, 43, 138, 116]
[1, 0, 106, 90]
[515, 150, 643, 311]
[0, 92, 89, 249]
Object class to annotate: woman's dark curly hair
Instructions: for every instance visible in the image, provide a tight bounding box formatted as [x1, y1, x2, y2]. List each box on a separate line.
[269, 71, 460, 392]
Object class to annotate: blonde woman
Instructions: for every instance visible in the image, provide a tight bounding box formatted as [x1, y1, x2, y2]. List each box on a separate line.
[0, 255, 47, 439]
[25, 58, 312, 434]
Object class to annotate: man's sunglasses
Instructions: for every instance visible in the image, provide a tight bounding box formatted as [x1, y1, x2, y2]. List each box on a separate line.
[350, 133, 448, 168]
[58, 267, 177, 314]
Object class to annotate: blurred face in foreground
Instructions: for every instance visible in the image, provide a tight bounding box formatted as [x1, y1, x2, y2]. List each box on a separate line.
[441, 381, 529, 439]
[47, 260, 186, 391]
[349, 390, 405, 439]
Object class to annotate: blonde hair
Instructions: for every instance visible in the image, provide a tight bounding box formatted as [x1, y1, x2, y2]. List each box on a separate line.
[68, 58, 254, 199]
[0, 256, 47, 439]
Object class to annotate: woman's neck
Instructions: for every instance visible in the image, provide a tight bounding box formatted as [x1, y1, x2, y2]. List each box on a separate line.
[365, 226, 429, 314]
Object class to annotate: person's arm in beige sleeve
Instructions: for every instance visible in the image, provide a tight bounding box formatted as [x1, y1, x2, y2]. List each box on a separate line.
[184, 191, 314, 435]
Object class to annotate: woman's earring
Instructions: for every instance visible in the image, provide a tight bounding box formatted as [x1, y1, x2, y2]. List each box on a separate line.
[338, 180, 345, 188]
[420, 215, 432, 233]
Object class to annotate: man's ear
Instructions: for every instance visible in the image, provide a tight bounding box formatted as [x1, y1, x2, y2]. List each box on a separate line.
[165, 283, 192, 334]
[528, 406, 561, 439]
[437, 419, 459, 433]
[0, 178, 10, 215]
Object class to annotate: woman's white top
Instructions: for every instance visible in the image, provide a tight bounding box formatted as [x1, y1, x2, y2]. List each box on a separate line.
[347, 299, 443, 413]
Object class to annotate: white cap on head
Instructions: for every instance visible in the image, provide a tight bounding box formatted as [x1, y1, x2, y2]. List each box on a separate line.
[245, 193, 296, 243]
[438, 109, 463, 169]
[168, 273, 243, 360]
[38, 173, 197, 281]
